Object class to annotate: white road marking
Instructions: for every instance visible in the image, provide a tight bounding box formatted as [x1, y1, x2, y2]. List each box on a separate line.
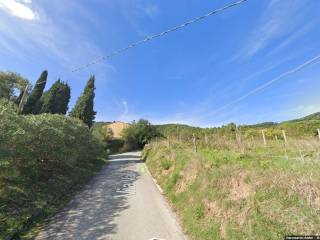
[115, 172, 137, 196]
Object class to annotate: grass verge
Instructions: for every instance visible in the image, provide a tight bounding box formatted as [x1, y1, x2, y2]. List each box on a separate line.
[143, 140, 320, 240]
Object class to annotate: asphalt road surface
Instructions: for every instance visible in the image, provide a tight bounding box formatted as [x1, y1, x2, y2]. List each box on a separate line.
[36, 152, 186, 240]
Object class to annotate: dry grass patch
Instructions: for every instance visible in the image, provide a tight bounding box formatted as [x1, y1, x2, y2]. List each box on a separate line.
[175, 158, 200, 194]
[225, 171, 254, 201]
[268, 171, 320, 209]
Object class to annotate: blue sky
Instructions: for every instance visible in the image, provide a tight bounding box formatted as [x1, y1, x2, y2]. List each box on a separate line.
[0, 0, 320, 127]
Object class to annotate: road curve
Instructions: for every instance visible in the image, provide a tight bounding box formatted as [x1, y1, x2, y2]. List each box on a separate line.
[36, 151, 186, 240]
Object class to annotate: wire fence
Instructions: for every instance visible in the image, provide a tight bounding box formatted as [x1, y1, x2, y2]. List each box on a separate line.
[153, 129, 320, 164]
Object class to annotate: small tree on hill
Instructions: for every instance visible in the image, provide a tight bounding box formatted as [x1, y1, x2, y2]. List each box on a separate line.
[22, 70, 48, 114]
[122, 119, 160, 149]
[69, 75, 96, 127]
[36, 80, 71, 114]
[0, 71, 30, 103]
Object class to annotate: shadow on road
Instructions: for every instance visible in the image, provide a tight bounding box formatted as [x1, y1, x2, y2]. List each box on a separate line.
[36, 156, 141, 240]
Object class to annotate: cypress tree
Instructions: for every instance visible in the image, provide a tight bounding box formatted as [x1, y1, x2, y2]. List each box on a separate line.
[36, 80, 71, 115]
[37, 90, 54, 114]
[33, 91, 46, 114]
[39, 80, 60, 114]
[69, 75, 96, 127]
[54, 81, 71, 114]
[36, 79, 70, 115]
[22, 70, 48, 114]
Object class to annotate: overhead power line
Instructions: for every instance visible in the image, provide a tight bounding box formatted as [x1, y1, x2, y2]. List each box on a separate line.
[71, 0, 248, 73]
[210, 54, 320, 116]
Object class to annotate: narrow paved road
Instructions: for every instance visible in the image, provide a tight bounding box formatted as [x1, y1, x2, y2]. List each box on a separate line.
[36, 152, 186, 240]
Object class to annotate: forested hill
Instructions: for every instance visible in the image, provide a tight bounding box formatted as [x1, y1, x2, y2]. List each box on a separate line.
[155, 112, 320, 138]
[282, 112, 320, 123]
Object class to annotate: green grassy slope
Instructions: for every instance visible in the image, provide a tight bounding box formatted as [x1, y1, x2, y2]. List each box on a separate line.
[143, 139, 320, 239]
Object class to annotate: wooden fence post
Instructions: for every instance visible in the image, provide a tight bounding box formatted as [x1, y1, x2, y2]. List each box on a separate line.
[299, 149, 304, 162]
[204, 134, 208, 148]
[236, 129, 244, 153]
[317, 129, 320, 141]
[261, 130, 267, 146]
[281, 130, 288, 159]
[251, 136, 255, 148]
[193, 134, 197, 153]
[282, 130, 288, 144]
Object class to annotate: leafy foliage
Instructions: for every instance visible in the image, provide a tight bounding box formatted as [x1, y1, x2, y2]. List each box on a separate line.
[69, 75, 96, 127]
[0, 99, 104, 238]
[0, 71, 30, 103]
[122, 119, 160, 149]
[21, 70, 48, 114]
[92, 123, 129, 153]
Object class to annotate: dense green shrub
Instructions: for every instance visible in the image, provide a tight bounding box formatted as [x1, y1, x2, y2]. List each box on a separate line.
[91, 123, 125, 153]
[105, 139, 126, 153]
[0, 71, 30, 102]
[1, 99, 103, 168]
[122, 119, 160, 149]
[0, 99, 105, 238]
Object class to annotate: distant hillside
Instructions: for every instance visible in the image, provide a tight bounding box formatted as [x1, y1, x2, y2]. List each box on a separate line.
[157, 112, 320, 130]
[242, 112, 320, 128]
[242, 122, 278, 128]
[103, 122, 130, 138]
[155, 111, 320, 138]
[283, 112, 320, 123]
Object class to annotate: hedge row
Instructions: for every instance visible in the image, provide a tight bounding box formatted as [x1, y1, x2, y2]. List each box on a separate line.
[0, 99, 105, 238]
